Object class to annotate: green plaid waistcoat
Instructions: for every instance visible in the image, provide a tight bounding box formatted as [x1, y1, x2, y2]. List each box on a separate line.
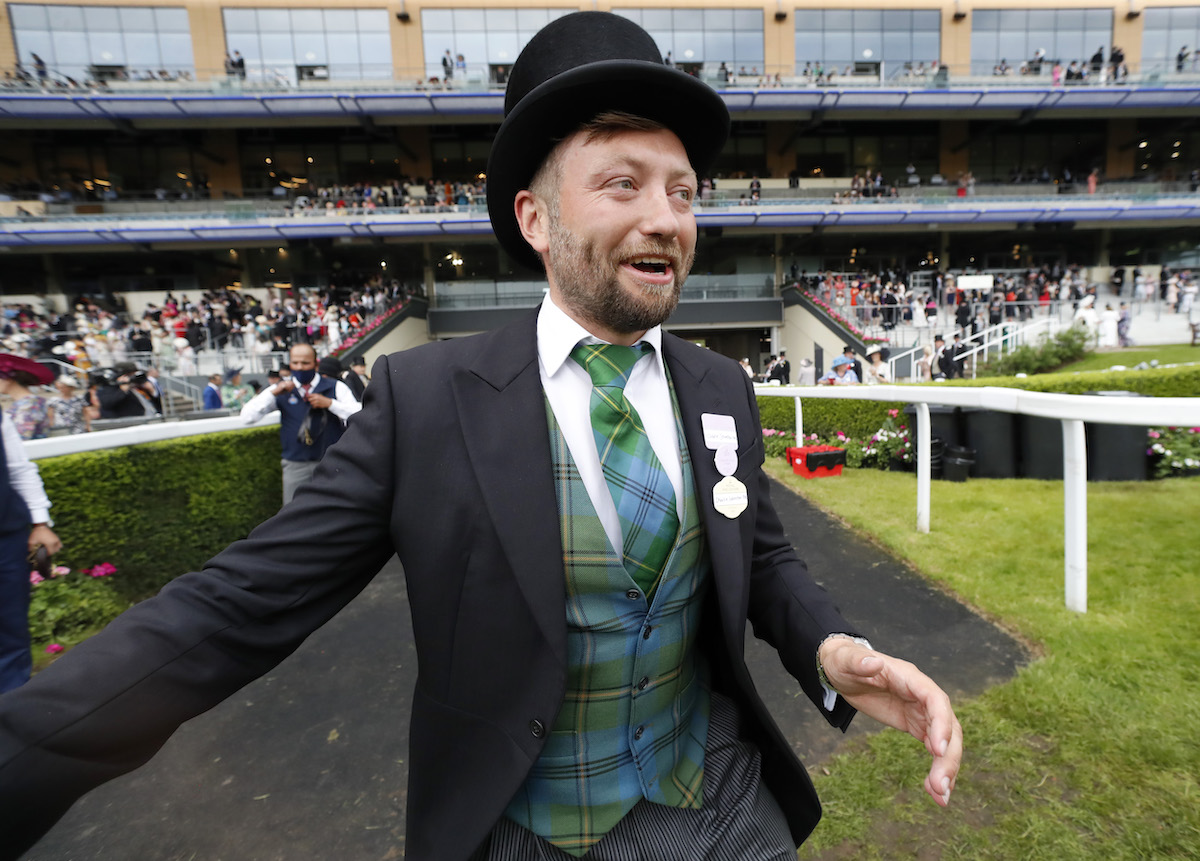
[502, 392, 712, 856]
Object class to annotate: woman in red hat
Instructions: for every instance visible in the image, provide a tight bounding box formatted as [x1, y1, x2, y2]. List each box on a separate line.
[0, 355, 54, 441]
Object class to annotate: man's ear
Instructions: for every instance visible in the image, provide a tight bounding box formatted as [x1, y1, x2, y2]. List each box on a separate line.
[514, 190, 550, 256]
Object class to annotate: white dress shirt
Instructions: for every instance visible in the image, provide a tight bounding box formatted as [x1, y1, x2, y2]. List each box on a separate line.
[537, 295, 683, 555]
[240, 375, 362, 425]
[2, 413, 51, 524]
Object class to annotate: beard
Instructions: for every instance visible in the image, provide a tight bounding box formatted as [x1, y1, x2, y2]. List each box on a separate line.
[545, 218, 693, 336]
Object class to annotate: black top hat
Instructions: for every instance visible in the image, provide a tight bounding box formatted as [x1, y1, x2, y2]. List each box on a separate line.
[487, 11, 730, 271]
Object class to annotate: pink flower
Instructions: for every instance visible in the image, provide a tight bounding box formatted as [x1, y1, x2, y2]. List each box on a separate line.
[86, 562, 117, 578]
[30, 571, 44, 585]
[45, 644, 64, 655]
[888, 409, 899, 418]
[1148, 430, 1161, 439]
[51, 565, 70, 578]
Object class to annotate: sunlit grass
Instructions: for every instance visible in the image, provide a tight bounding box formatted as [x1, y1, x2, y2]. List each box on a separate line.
[764, 464, 1200, 860]
[1059, 343, 1200, 374]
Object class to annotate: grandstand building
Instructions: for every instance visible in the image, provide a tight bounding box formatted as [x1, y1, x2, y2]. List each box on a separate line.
[1, 0, 1198, 364]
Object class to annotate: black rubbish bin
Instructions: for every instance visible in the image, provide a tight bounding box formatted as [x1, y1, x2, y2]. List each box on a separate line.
[929, 436, 946, 479]
[1019, 414, 1064, 479]
[905, 403, 962, 448]
[942, 444, 975, 482]
[1083, 391, 1148, 481]
[961, 408, 1019, 478]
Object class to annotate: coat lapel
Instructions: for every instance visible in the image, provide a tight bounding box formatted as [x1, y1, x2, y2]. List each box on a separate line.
[451, 313, 567, 666]
[662, 335, 750, 649]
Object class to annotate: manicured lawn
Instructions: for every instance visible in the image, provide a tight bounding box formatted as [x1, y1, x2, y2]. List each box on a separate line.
[1060, 343, 1200, 374]
[762, 462, 1200, 861]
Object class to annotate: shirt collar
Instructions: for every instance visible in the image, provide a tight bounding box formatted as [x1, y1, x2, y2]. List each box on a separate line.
[537, 292, 664, 377]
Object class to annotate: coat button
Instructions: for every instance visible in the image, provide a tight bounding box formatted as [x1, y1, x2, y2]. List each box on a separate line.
[529, 719, 545, 738]
[634, 726, 644, 741]
[642, 625, 652, 640]
[626, 589, 640, 600]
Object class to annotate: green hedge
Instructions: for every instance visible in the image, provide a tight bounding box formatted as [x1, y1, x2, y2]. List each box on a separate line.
[37, 427, 282, 603]
[756, 365, 1200, 438]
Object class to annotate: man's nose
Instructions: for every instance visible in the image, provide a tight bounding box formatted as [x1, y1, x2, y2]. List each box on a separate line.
[639, 189, 686, 239]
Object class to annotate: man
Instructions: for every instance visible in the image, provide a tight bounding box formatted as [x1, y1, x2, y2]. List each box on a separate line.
[0, 14, 959, 861]
[933, 334, 952, 379]
[201, 374, 223, 410]
[842, 343, 862, 380]
[240, 343, 361, 503]
[342, 355, 369, 401]
[96, 363, 159, 419]
[768, 349, 790, 385]
[0, 408, 62, 693]
[948, 333, 968, 379]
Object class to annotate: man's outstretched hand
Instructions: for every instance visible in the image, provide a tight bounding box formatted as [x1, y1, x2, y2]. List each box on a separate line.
[818, 638, 962, 807]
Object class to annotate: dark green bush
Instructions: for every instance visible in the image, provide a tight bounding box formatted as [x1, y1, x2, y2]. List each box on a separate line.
[979, 327, 1091, 377]
[758, 393, 899, 439]
[37, 427, 282, 603]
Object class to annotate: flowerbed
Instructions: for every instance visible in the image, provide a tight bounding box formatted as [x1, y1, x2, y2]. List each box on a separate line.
[799, 290, 888, 345]
[1147, 427, 1200, 478]
[29, 561, 129, 653]
[763, 408, 911, 470]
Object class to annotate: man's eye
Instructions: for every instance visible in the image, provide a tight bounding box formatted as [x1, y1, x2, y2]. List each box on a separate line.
[617, 179, 634, 190]
[677, 189, 692, 201]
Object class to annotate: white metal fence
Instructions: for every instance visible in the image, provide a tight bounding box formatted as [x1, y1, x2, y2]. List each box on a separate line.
[760, 384, 1200, 614]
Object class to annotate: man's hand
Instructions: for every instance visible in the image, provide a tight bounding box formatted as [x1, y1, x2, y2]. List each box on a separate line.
[819, 638, 962, 807]
[275, 380, 296, 395]
[305, 392, 333, 409]
[29, 524, 62, 556]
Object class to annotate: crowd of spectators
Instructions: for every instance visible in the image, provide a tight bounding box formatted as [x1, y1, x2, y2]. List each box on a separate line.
[289, 177, 487, 213]
[0, 274, 411, 435]
[992, 46, 1130, 84]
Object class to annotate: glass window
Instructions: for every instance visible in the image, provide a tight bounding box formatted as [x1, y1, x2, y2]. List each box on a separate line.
[325, 9, 358, 32]
[1144, 8, 1170, 29]
[9, 5, 48, 29]
[456, 33, 488, 66]
[422, 9, 453, 30]
[516, 9, 550, 30]
[1174, 7, 1200, 29]
[1085, 9, 1111, 29]
[327, 33, 360, 66]
[824, 10, 853, 30]
[226, 34, 259, 62]
[357, 9, 386, 30]
[883, 31, 912, 63]
[675, 30, 704, 62]
[453, 9, 486, 31]
[734, 31, 762, 64]
[125, 32, 161, 65]
[853, 9, 882, 30]
[156, 8, 190, 33]
[705, 8, 734, 29]
[883, 10, 912, 30]
[487, 32, 520, 64]
[853, 32, 883, 63]
[292, 9, 324, 32]
[1027, 9, 1055, 30]
[15, 29, 53, 65]
[1028, 30, 1054, 58]
[1057, 9, 1085, 30]
[997, 32, 1027, 64]
[358, 32, 391, 66]
[47, 5, 84, 29]
[734, 9, 761, 29]
[824, 32, 853, 64]
[85, 7, 120, 30]
[913, 10, 940, 31]
[912, 32, 939, 63]
[970, 31, 997, 68]
[223, 9, 257, 31]
[87, 32, 125, 64]
[159, 33, 193, 67]
[257, 9, 291, 32]
[259, 33, 294, 65]
[486, 8, 518, 30]
[973, 9, 999, 31]
[674, 9, 704, 30]
[648, 31, 674, 57]
[1054, 31, 1084, 62]
[705, 32, 735, 63]
[795, 32, 823, 63]
[293, 33, 327, 64]
[999, 9, 1026, 30]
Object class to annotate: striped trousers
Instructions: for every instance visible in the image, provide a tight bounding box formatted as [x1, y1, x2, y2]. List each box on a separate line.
[470, 693, 797, 860]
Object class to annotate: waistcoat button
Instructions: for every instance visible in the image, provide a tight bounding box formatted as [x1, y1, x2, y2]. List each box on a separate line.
[638, 677, 649, 691]
[529, 719, 545, 738]
[626, 589, 640, 600]
[634, 726, 644, 741]
[642, 626, 652, 640]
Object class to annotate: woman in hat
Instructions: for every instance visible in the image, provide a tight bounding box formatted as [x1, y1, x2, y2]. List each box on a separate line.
[0, 355, 54, 440]
[862, 344, 891, 385]
[820, 355, 860, 385]
[220, 368, 252, 411]
[49, 374, 92, 435]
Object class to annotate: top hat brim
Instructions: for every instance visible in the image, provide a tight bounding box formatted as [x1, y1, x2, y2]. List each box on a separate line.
[487, 60, 729, 272]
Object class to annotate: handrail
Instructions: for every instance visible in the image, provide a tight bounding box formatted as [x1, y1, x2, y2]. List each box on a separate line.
[760, 384, 1200, 613]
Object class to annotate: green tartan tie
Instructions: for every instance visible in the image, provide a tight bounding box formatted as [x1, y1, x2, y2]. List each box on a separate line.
[570, 342, 680, 597]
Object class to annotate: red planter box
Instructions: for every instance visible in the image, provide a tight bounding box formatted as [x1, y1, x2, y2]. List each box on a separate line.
[785, 445, 846, 479]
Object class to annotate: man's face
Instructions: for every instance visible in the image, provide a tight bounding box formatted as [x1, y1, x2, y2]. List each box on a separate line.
[532, 127, 698, 341]
[289, 346, 317, 372]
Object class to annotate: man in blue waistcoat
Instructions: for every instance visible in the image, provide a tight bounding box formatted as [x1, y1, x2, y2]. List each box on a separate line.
[240, 343, 361, 503]
[0, 14, 960, 860]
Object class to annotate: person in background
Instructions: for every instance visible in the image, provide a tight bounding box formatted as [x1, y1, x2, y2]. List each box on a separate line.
[220, 368, 252, 411]
[821, 355, 860, 384]
[738, 357, 754, 378]
[914, 344, 935, 382]
[341, 356, 369, 401]
[240, 344, 361, 503]
[50, 375, 91, 435]
[201, 374, 223, 411]
[0, 408, 62, 692]
[0, 355, 53, 440]
[861, 344, 890, 385]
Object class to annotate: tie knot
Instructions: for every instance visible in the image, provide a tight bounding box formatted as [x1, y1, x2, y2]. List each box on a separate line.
[570, 343, 650, 390]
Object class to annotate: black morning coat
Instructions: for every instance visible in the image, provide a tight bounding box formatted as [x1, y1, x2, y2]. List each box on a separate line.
[0, 310, 861, 860]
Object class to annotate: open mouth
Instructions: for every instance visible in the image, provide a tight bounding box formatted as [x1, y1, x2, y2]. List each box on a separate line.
[623, 256, 675, 284]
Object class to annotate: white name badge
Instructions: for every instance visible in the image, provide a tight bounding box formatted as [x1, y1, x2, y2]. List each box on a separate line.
[714, 443, 738, 477]
[713, 475, 748, 519]
[701, 413, 738, 450]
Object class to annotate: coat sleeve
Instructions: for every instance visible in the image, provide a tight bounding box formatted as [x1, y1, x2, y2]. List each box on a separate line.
[0, 356, 402, 859]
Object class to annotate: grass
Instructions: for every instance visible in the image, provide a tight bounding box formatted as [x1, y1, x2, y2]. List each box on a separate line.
[1059, 343, 1200, 374]
[761, 462, 1200, 861]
